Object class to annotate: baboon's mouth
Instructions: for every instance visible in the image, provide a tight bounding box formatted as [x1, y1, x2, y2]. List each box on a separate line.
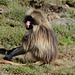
[25, 21, 31, 28]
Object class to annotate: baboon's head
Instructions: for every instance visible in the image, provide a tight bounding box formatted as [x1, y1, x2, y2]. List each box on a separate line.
[23, 8, 48, 30]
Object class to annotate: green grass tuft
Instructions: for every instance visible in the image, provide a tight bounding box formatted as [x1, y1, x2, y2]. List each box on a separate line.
[53, 23, 75, 45]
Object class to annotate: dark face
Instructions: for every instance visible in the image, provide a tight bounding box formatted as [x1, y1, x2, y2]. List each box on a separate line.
[24, 16, 35, 30]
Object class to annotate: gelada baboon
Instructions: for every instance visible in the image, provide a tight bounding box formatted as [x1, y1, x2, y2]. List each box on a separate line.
[0, 8, 58, 65]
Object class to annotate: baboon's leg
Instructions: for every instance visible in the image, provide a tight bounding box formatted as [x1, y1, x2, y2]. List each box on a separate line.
[34, 61, 44, 65]
[4, 46, 26, 60]
[13, 52, 37, 63]
[13, 52, 44, 65]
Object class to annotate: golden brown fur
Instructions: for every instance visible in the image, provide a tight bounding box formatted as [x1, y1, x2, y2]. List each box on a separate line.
[2, 8, 58, 65]
[22, 8, 58, 64]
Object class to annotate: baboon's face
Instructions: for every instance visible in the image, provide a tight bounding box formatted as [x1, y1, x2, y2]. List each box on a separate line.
[24, 16, 37, 30]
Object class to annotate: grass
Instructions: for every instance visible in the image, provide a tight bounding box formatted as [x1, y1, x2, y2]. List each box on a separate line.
[53, 23, 75, 45]
[0, 26, 26, 49]
[0, 0, 27, 49]
[2, 64, 75, 74]
[61, 9, 75, 19]
[5, 1, 27, 21]
[0, 0, 9, 5]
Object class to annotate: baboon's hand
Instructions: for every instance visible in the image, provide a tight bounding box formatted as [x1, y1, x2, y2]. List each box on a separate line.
[3, 55, 13, 61]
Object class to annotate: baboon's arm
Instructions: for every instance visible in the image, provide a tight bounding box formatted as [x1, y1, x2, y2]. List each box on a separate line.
[4, 46, 26, 60]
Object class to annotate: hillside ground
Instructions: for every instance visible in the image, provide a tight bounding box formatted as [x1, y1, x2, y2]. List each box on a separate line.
[0, 0, 75, 74]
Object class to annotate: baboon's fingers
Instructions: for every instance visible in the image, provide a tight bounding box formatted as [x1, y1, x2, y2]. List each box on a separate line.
[0, 60, 26, 66]
[33, 61, 44, 66]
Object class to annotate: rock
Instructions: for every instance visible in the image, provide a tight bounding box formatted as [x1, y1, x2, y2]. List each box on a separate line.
[47, 12, 60, 22]
[0, 45, 4, 48]
[50, 18, 75, 25]
[0, 8, 4, 14]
